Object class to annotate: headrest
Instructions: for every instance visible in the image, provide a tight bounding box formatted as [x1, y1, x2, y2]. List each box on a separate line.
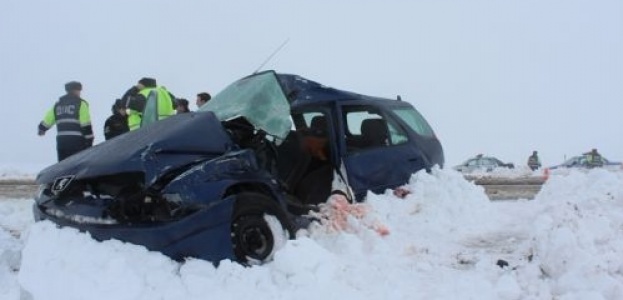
[361, 118, 388, 146]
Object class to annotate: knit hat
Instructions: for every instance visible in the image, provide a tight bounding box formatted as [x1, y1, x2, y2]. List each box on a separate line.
[138, 77, 157, 88]
[65, 81, 82, 92]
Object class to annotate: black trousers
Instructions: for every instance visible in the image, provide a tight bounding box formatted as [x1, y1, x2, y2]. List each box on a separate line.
[56, 137, 88, 161]
[57, 146, 87, 161]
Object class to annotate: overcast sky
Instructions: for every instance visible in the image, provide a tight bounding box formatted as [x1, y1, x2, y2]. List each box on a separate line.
[1, 0, 621, 171]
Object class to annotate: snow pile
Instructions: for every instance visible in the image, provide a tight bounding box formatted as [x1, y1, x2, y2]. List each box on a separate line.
[3, 168, 623, 299]
[548, 164, 623, 176]
[529, 169, 623, 298]
[0, 199, 33, 300]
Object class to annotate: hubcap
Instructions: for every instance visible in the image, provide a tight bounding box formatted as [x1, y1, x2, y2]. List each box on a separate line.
[241, 227, 269, 256]
[234, 216, 274, 260]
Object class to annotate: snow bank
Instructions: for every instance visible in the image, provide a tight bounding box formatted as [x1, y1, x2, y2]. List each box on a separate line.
[6, 169, 623, 299]
[0, 199, 33, 300]
[529, 169, 623, 299]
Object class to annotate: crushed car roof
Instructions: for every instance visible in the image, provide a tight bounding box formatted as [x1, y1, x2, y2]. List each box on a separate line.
[276, 73, 390, 105]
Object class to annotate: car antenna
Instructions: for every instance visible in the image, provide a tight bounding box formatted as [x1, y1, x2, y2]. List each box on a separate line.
[253, 38, 290, 74]
[397, 95, 402, 101]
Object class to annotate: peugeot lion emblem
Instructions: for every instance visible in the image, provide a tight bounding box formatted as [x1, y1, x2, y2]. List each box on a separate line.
[52, 175, 75, 193]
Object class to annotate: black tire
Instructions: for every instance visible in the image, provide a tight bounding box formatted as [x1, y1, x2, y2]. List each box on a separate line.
[231, 192, 294, 264]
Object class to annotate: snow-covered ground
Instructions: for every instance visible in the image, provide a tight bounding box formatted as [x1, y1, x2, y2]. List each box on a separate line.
[1, 168, 622, 300]
[0, 164, 43, 181]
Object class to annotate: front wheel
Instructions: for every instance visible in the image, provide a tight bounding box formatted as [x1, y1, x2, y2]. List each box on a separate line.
[231, 192, 293, 265]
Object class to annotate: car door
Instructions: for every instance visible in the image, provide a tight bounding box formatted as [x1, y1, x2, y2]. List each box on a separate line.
[339, 104, 427, 200]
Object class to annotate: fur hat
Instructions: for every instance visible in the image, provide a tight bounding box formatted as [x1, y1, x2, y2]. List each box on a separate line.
[138, 77, 157, 88]
[65, 81, 82, 92]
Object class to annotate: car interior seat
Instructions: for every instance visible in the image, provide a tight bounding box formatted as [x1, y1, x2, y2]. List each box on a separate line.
[360, 118, 389, 147]
[303, 115, 330, 161]
[294, 114, 334, 205]
[276, 131, 311, 193]
[295, 164, 333, 205]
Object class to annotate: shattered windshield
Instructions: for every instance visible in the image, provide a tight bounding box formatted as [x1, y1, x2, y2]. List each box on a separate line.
[199, 71, 292, 139]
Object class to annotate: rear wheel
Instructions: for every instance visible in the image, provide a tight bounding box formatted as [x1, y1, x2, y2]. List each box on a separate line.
[231, 192, 293, 264]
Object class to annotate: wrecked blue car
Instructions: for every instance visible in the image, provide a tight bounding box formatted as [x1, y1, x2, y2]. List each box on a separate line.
[33, 71, 444, 264]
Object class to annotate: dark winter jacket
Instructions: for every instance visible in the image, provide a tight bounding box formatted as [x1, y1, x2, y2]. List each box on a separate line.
[104, 106, 129, 140]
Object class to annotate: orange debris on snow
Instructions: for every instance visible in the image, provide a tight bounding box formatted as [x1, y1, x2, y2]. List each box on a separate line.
[316, 194, 390, 236]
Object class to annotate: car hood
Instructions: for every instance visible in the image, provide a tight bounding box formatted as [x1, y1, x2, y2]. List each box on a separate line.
[36, 111, 234, 185]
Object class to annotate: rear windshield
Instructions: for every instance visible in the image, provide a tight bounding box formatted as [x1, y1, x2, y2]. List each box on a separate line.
[391, 107, 435, 137]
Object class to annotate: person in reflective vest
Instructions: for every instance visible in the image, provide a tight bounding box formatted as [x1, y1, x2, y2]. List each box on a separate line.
[585, 148, 604, 168]
[38, 81, 94, 161]
[125, 77, 176, 130]
[527, 150, 541, 171]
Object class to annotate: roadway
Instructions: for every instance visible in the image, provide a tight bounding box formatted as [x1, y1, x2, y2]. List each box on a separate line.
[0, 176, 545, 200]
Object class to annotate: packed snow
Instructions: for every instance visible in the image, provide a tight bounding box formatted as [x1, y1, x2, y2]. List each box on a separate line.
[1, 168, 622, 300]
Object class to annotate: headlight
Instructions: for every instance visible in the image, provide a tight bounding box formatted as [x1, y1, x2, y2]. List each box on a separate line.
[37, 184, 48, 199]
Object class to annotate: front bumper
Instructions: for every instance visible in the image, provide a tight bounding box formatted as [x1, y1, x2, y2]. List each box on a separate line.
[33, 196, 236, 262]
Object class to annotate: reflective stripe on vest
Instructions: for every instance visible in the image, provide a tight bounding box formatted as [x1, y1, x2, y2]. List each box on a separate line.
[56, 119, 81, 125]
[57, 131, 84, 136]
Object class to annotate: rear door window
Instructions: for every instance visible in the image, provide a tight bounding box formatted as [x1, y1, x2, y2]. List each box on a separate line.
[343, 107, 408, 152]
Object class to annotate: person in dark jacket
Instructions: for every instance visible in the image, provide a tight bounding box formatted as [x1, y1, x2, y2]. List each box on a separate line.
[527, 150, 541, 171]
[38, 81, 94, 161]
[175, 98, 191, 114]
[120, 85, 140, 112]
[103, 99, 129, 140]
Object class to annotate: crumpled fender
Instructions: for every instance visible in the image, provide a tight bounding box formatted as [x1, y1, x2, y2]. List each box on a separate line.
[162, 149, 277, 207]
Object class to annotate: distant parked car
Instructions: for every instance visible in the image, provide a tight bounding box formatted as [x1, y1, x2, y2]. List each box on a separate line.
[454, 155, 515, 173]
[548, 155, 622, 170]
